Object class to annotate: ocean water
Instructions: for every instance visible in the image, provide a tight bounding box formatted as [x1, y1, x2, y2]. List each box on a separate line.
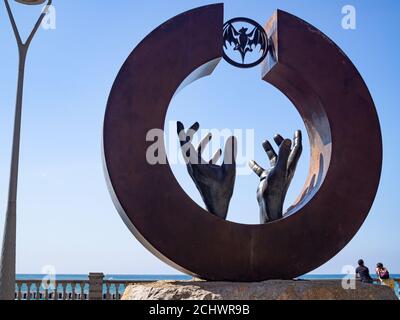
[16, 273, 400, 281]
[16, 274, 192, 281]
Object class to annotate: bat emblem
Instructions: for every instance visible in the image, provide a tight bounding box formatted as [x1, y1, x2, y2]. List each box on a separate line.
[223, 18, 270, 68]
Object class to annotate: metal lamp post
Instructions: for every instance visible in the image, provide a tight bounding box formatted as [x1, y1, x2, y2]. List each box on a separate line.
[0, 0, 52, 300]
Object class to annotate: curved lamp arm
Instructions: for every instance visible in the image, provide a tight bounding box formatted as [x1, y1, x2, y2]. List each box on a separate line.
[4, 0, 53, 52]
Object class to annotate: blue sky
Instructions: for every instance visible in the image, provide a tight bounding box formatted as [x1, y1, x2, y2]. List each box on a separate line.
[0, 0, 399, 275]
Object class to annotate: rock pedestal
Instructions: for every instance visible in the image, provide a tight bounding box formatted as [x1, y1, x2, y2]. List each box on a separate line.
[121, 280, 398, 300]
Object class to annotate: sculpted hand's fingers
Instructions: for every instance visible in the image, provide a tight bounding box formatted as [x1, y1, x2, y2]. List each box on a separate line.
[293, 130, 302, 151]
[223, 136, 237, 166]
[177, 122, 199, 164]
[210, 149, 222, 164]
[288, 130, 303, 173]
[197, 133, 212, 155]
[186, 122, 200, 140]
[262, 140, 277, 166]
[249, 160, 265, 177]
[177, 121, 185, 134]
[275, 139, 292, 172]
[179, 140, 198, 164]
[177, 121, 186, 146]
[196, 133, 212, 164]
[274, 134, 285, 147]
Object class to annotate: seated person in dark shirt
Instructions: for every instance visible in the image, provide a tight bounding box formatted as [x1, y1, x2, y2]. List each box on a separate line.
[356, 259, 374, 284]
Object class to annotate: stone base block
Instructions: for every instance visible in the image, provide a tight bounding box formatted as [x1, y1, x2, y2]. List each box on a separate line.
[121, 280, 398, 300]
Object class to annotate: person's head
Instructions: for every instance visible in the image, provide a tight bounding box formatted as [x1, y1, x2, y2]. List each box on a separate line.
[376, 262, 383, 269]
[358, 259, 364, 266]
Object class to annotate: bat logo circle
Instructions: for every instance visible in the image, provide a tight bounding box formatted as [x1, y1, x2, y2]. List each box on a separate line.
[223, 17, 269, 68]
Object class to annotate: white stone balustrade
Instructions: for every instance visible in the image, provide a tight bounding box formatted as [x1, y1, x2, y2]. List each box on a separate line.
[14, 273, 142, 300]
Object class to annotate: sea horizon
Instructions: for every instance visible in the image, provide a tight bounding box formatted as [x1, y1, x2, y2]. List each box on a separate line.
[16, 273, 400, 281]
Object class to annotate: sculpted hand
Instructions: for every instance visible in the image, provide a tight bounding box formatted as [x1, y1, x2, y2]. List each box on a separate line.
[249, 131, 302, 223]
[177, 121, 237, 220]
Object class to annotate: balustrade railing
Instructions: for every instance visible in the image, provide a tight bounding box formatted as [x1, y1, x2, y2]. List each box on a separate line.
[15, 280, 89, 300]
[14, 273, 147, 300]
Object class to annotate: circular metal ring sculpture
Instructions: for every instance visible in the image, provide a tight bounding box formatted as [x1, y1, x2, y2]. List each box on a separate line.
[103, 4, 382, 281]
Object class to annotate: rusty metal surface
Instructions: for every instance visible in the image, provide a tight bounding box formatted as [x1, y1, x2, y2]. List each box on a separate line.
[103, 5, 382, 281]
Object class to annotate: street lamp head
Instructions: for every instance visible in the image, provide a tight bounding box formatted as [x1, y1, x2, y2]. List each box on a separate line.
[14, 0, 46, 5]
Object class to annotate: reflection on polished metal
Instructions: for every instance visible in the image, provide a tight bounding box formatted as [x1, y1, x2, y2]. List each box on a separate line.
[250, 131, 302, 223]
[177, 122, 237, 220]
[223, 17, 269, 68]
[0, 0, 52, 300]
[103, 4, 382, 281]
